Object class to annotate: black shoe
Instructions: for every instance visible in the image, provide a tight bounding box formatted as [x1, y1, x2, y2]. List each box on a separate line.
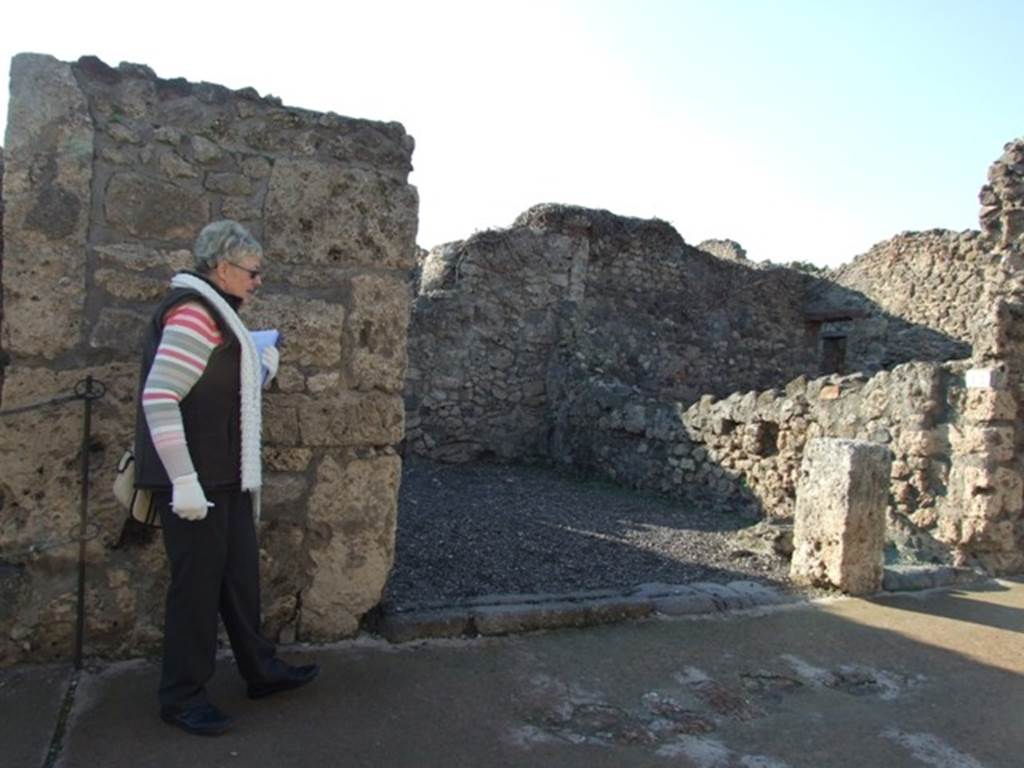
[160, 703, 234, 736]
[247, 663, 320, 700]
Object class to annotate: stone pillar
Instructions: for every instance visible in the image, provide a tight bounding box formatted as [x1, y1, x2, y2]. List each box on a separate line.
[790, 438, 892, 594]
[944, 367, 1023, 571]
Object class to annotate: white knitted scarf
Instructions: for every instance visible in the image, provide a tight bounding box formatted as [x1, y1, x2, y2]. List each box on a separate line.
[171, 274, 263, 506]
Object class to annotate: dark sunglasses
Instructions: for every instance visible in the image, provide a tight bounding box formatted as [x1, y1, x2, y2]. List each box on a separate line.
[225, 260, 262, 279]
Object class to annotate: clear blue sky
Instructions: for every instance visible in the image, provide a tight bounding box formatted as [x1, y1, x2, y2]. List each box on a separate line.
[2, 1, 1022, 267]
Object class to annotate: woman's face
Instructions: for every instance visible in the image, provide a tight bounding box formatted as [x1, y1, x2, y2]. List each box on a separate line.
[212, 251, 263, 304]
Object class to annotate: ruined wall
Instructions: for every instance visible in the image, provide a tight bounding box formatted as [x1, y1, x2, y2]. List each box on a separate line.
[521, 205, 819, 404]
[824, 229, 996, 367]
[405, 137, 1024, 573]
[554, 359, 1022, 573]
[0, 54, 418, 664]
[955, 138, 1024, 574]
[980, 139, 1024, 249]
[406, 205, 820, 462]
[546, 139, 1024, 574]
[406, 227, 584, 461]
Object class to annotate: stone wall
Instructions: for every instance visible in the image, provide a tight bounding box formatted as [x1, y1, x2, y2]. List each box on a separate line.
[556, 363, 950, 554]
[0, 54, 418, 664]
[407, 205, 823, 462]
[824, 230, 996, 366]
[406, 226, 584, 461]
[980, 139, 1024, 248]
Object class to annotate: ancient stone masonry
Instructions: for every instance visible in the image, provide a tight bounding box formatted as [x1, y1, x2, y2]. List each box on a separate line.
[405, 226, 584, 462]
[824, 230, 995, 367]
[407, 205, 825, 463]
[406, 140, 1024, 576]
[0, 54, 418, 664]
[980, 139, 1024, 249]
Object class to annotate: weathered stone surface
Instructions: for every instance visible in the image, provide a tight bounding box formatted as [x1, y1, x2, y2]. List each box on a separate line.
[2, 54, 93, 359]
[962, 465, 1024, 519]
[964, 388, 1017, 423]
[346, 273, 410, 392]
[262, 396, 300, 445]
[191, 135, 222, 164]
[257, 521, 307, 641]
[262, 472, 308, 519]
[89, 308, 148, 353]
[298, 392, 405, 446]
[92, 243, 193, 274]
[241, 155, 272, 178]
[300, 454, 400, 640]
[205, 172, 253, 196]
[264, 160, 419, 271]
[244, 296, 345, 367]
[790, 439, 892, 594]
[0, 362, 144, 602]
[220, 199, 262, 223]
[104, 172, 208, 239]
[157, 151, 198, 179]
[93, 268, 169, 302]
[262, 447, 314, 472]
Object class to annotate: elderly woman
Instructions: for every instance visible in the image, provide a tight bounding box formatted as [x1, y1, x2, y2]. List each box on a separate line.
[134, 220, 318, 736]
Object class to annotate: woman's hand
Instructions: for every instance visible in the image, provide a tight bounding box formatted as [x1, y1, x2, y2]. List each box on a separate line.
[261, 346, 280, 385]
[171, 473, 214, 520]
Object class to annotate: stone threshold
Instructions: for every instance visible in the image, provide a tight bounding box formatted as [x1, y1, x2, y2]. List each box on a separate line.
[370, 581, 802, 644]
[370, 566, 994, 644]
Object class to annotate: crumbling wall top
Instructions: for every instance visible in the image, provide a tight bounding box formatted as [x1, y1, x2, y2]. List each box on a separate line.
[980, 136, 1024, 248]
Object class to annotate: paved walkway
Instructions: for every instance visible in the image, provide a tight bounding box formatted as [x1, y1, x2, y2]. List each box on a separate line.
[4, 579, 1023, 768]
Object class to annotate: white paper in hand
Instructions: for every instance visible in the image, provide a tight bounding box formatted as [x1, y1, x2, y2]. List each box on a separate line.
[251, 329, 280, 385]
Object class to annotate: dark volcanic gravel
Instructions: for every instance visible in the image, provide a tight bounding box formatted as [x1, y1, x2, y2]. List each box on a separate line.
[384, 458, 798, 611]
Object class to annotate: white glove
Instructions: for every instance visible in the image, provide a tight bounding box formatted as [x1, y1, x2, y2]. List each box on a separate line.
[171, 473, 213, 521]
[261, 346, 280, 385]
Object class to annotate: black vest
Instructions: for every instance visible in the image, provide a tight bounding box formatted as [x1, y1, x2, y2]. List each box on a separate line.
[133, 280, 243, 490]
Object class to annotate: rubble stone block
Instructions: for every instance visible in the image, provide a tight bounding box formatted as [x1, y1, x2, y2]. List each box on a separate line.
[346, 273, 411, 393]
[104, 172, 208, 239]
[790, 438, 892, 595]
[264, 159, 419, 271]
[300, 454, 400, 640]
[963, 465, 1024, 518]
[297, 393, 405, 446]
[245, 295, 346, 367]
[964, 389, 1018, 423]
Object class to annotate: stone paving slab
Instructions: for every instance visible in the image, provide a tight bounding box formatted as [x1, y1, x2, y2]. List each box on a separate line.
[882, 564, 987, 592]
[0, 662, 71, 768]
[38, 578, 1024, 768]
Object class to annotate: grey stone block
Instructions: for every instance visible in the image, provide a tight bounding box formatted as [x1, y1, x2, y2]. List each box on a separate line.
[791, 438, 892, 595]
[376, 609, 472, 644]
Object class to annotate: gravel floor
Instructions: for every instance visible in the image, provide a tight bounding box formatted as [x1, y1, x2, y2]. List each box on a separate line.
[384, 458, 799, 611]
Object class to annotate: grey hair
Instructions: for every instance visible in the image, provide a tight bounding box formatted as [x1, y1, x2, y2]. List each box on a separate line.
[192, 220, 263, 273]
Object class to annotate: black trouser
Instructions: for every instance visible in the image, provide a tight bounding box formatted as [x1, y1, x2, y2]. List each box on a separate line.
[157, 488, 280, 713]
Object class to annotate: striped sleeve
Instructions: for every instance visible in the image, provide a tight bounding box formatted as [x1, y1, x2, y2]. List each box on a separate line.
[142, 302, 224, 481]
